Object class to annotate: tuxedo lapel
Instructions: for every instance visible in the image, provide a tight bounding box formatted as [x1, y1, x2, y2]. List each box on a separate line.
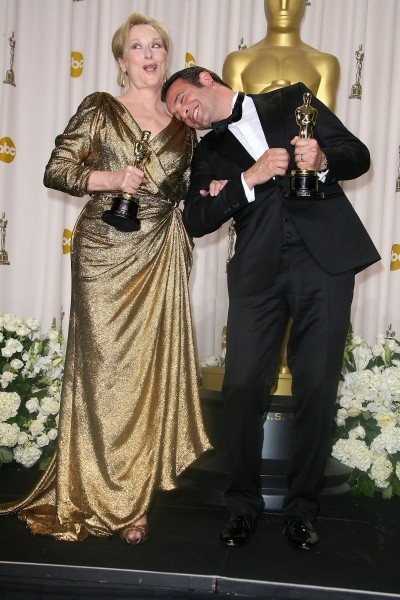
[250, 92, 286, 152]
[251, 89, 300, 174]
[207, 130, 255, 170]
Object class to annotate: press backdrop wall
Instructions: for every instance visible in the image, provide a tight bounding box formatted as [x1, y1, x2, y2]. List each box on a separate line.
[1, 0, 399, 359]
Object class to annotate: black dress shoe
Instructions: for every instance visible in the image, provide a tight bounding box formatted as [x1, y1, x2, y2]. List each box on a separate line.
[220, 514, 256, 546]
[283, 515, 318, 550]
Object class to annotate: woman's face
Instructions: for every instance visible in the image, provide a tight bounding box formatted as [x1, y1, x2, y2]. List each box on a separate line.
[119, 23, 168, 91]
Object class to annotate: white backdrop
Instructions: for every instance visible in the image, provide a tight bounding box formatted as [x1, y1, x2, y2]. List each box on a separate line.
[1, 0, 399, 359]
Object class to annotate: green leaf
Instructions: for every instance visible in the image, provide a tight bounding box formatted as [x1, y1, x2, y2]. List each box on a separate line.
[38, 453, 53, 471]
[382, 485, 393, 500]
[391, 478, 400, 497]
[350, 485, 362, 496]
[359, 474, 375, 497]
[0, 446, 14, 464]
[385, 348, 392, 365]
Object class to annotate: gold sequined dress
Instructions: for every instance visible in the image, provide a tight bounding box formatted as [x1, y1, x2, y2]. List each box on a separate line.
[0, 92, 211, 540]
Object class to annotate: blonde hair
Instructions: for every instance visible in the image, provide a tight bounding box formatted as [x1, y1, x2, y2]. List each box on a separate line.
[112, 12, 170, 87]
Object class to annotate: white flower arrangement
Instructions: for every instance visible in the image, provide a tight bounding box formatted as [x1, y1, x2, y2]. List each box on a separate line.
[0, 311, 64, 469]
[331, 325, 400, 498]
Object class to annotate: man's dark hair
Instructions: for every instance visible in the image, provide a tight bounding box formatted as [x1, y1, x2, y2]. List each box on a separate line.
[161, 66, 231, 102]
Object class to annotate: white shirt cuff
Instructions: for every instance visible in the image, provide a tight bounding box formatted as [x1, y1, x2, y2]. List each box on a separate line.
[241, 172, 255, 202]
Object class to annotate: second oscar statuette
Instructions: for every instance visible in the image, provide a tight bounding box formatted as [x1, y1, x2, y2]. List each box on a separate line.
[285, 92, 324, 199]
[102, 131, 152, 232]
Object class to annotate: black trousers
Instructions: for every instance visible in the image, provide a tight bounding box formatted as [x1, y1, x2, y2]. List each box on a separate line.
[222, 243, 355, 520]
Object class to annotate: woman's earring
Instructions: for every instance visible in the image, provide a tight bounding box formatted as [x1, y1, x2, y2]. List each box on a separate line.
[120, 71, 127, 88]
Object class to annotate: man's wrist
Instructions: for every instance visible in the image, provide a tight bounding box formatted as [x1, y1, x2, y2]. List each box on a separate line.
[320, 154, 328, 171]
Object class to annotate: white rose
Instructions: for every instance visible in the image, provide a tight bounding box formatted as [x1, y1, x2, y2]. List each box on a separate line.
[15, 325, 30, 337]
[29, 419, 45, 436]
[40, 396, 60, 416]
[1, 347, 14, 358]
[25, 397, 40, 413]
[24, 317, 40, 331]
[10, 358, 24, 370]
[3, 316, 18, 332]
[35, 433, 50, 448]
[47, 428, 58, 440]
[0, 332, 3, 343]
[4, 337, 24, 353]
[36, 412, 48, 423]
[16, 431, 29, 445]
[1, 371, 16, 388]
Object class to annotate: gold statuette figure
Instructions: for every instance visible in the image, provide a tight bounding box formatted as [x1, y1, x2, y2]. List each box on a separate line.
[102, 131, 152, 232]
[3, 32, 16, 87]
[349, 44, 364, 99]
[0, 213, 10, 265]
[286, 92, 324, 199]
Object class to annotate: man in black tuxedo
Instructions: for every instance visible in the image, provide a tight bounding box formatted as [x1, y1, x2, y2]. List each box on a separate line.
[162, 67, 380, 549]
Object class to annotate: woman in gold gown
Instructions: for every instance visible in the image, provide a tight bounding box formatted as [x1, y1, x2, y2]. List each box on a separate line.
[0, 12, 211, 544]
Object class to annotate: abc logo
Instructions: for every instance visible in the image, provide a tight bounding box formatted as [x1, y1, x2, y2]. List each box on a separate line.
[62, 228, 72, 254]
[390, 244, 400, 271]
[0, 137, 16, 163]
[70, 51, 84, 78]
[185, 52, 196, 68]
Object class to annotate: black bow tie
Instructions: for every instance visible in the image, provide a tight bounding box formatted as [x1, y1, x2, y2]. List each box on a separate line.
[211, 92, 245, 134]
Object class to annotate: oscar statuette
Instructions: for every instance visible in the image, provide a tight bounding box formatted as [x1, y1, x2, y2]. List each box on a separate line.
[349, 44, 364, 100]
[3, 32, 16, 87]
[285, 92, 324, 199]
[0, 213, 10, 265]
[102, 131, 151, 232]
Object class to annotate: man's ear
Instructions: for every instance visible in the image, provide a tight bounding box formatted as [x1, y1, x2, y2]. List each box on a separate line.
[199, 71, 213, 87]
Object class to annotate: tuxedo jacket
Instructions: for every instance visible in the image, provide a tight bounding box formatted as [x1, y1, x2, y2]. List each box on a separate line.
[183, 83, 380, 299]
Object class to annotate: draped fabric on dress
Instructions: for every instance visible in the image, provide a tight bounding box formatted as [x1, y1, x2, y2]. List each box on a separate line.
[0, 93, 211, 540]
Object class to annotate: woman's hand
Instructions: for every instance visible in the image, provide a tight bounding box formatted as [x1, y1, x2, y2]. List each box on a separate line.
[88, 166, 148, 193]
[200, 179, 228, 197]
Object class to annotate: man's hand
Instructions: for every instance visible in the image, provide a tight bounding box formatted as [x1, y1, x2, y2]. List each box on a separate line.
[291, 136, 327, 171]
[243, 148, 290, 190]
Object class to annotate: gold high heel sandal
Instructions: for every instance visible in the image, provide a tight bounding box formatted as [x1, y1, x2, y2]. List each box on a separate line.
[120, 523, 149, 545]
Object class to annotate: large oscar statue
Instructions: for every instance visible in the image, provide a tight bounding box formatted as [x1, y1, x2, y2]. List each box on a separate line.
[102, 131, 151, 232]
[222, 0, 339, 111]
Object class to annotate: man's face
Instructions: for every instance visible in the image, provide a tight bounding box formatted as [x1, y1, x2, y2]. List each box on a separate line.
[165, 77, 216, 130]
